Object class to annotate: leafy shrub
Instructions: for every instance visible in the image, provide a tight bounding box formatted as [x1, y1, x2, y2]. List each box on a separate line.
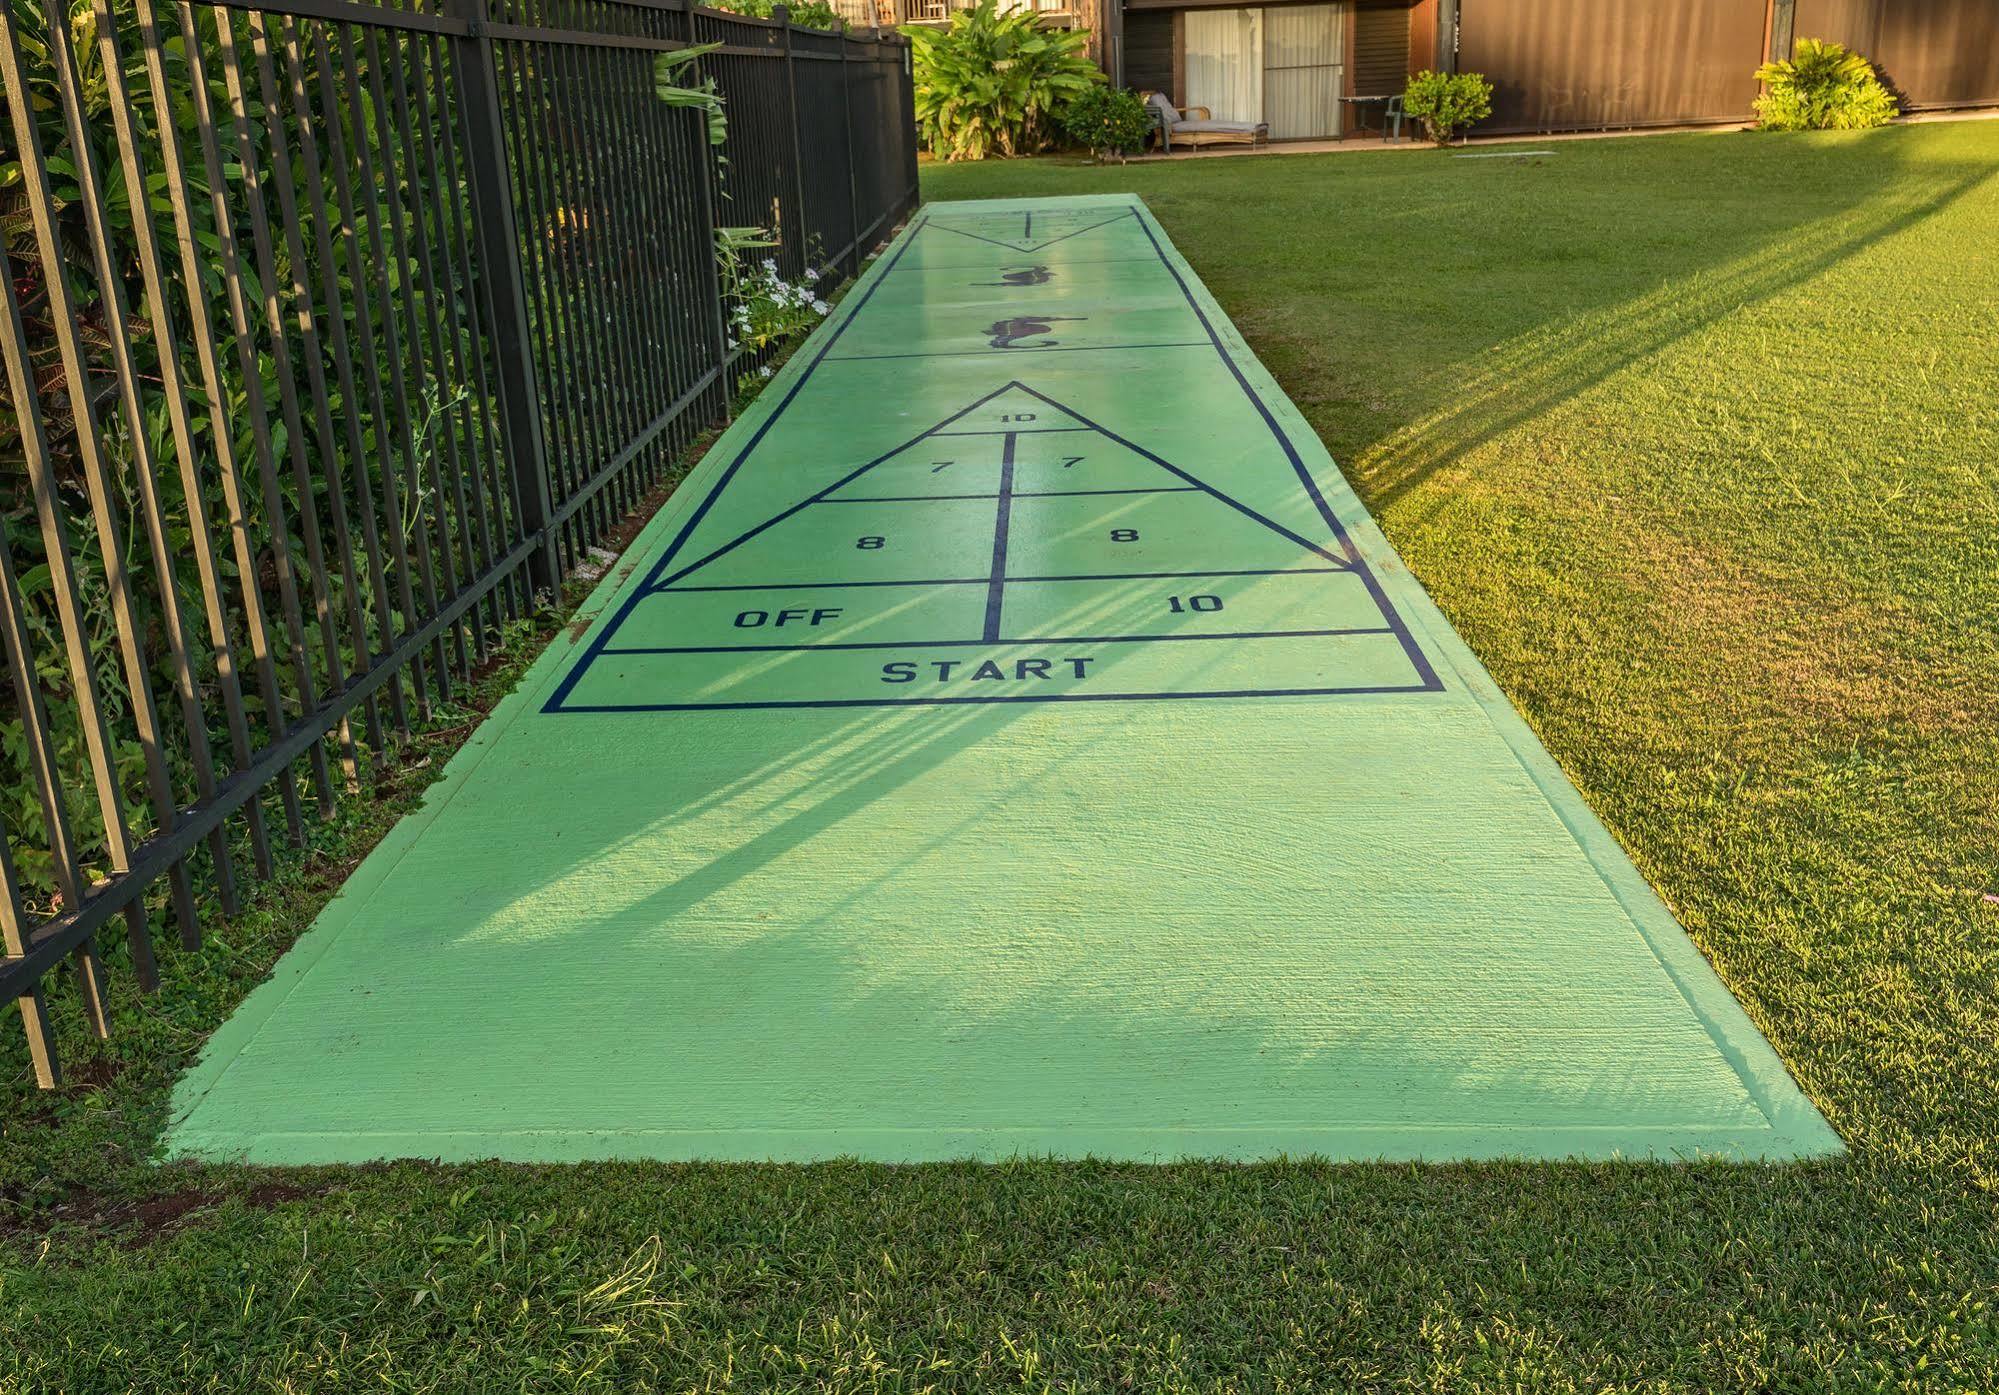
[709, 0, 845, 31]
[905, 1, 1100, 161]
[1061, 86, 1151, 163]
[1401, 70, 1493, 145]
[718, 227, 831, 353]
[1754, 38, 1898, 131]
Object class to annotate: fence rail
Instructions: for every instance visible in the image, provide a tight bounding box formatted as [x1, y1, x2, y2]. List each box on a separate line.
[0, 0, 918, 1086]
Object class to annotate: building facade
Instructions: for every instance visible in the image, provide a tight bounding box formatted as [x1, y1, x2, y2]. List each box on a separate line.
[1097, 0, 1999, 139]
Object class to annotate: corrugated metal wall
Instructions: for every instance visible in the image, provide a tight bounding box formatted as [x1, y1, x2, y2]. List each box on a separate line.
[1795, 0, 1999, 110]
[1457, 0, 1768, 134]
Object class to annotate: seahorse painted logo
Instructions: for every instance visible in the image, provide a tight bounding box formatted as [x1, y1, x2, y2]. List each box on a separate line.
[977, 265, 1054, 287]
[986, 315, 1085, 349]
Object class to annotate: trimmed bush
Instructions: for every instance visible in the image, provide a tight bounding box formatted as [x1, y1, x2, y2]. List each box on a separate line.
[1754, 38, 1899, 131]
[1061, 86, 1152, 163]
[905, 0, 1100, 161]
[1401, 70, 1493, 146]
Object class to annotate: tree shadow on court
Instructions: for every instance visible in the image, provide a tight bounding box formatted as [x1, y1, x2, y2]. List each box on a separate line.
[171, 563, 1641, 1153]
[256, 558, 1790, 1161]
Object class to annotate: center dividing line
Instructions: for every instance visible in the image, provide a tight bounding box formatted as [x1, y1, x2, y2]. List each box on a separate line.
[984, 432, 1017, 643]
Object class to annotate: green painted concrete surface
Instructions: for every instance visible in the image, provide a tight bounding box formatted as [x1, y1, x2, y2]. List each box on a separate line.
[168, 196, 1838, 1165]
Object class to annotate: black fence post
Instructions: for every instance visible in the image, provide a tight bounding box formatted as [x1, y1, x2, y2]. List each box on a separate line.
[681, 0, 735, 422]
[775, 4, 809, 275]
[447, 0, 559, 594]
[902, 37, 919, 211]
[839, 34, 860, 276]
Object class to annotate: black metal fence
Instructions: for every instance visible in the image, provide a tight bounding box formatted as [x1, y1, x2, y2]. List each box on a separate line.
[0, 0, 918, 1086]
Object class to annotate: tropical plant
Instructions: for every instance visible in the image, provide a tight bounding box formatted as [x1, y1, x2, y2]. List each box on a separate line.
[1754, 38, 1899, 131]
[1401, 69, 1493, 146]
[708, 0, 845, 31]
[655, 42, 728, 148]
[905, 0, 1100, 161]
[1061, 85, 1151, 163]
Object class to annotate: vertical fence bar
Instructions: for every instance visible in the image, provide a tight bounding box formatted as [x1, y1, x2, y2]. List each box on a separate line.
[50, 0, 238, 937]
[424, 32, 517, 631]
[493, 35, 584, 573]
[283, 16, 415, 739]
[214, 6, 368, 791]
[96, 0, 275, 888]
[776, 5, 810, 274]
[358, 25, 455, 705]
[134, 0, 312, 850]
[183, 3, 344, 813]
[317, 21, 432, 729]
[2, 5, 192, 977]
[386, 34, 477, 681]
[687, 0, 735, 422]
[0, 514, 83, 1082]
[245, 12, 385, 768]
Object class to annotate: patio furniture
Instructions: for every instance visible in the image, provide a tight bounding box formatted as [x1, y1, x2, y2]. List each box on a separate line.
[1144, 92, 1269, 153]
[1386, 94, 1415, 142]
[1337, 93, 1395, 138]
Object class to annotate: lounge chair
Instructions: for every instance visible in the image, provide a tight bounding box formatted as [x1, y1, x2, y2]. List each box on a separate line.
[1144, 92, 1269, 153]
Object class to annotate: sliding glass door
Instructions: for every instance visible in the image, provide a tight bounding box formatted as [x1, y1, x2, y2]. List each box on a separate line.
[1183, 3, 1346, 140]
[1265, 4, 1344, 139]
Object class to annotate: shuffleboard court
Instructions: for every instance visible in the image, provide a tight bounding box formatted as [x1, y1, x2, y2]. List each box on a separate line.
[169, 195, 1839, 1164]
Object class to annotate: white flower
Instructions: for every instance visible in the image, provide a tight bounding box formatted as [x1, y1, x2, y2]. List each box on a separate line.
[811, 299, 829, 314]
[758, 366, 773, 379]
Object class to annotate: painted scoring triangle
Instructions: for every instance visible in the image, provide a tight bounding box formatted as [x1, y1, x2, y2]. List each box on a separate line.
[653, 381, 1355, 592]
[923, 210, 1133, 255]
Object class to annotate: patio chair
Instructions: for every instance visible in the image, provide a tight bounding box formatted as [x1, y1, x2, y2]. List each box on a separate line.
[1144, 92, 1269, 153]
[1386, 94, 1415, 143]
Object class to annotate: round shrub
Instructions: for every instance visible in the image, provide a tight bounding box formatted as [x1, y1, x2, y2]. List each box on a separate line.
[1061, 86, 1152, 163]
[1401, 70, 1494, 145]
[1754, 38, 1899, 131]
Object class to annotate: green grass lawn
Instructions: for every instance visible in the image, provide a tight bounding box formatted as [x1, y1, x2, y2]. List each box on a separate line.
[5, 122, 1998, 1391]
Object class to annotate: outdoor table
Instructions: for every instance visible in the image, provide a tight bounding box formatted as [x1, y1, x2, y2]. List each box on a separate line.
[1338, 93, 1395, 137]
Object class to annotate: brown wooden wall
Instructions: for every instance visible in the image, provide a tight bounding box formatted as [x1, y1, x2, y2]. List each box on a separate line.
[1456, 0, 1769, 134]
[1794, 0, 1999, 109]
[1406, 0, 1438, 72]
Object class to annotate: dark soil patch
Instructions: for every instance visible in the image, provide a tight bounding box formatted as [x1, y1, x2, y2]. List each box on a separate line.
[3, 1182, 321, 1250]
